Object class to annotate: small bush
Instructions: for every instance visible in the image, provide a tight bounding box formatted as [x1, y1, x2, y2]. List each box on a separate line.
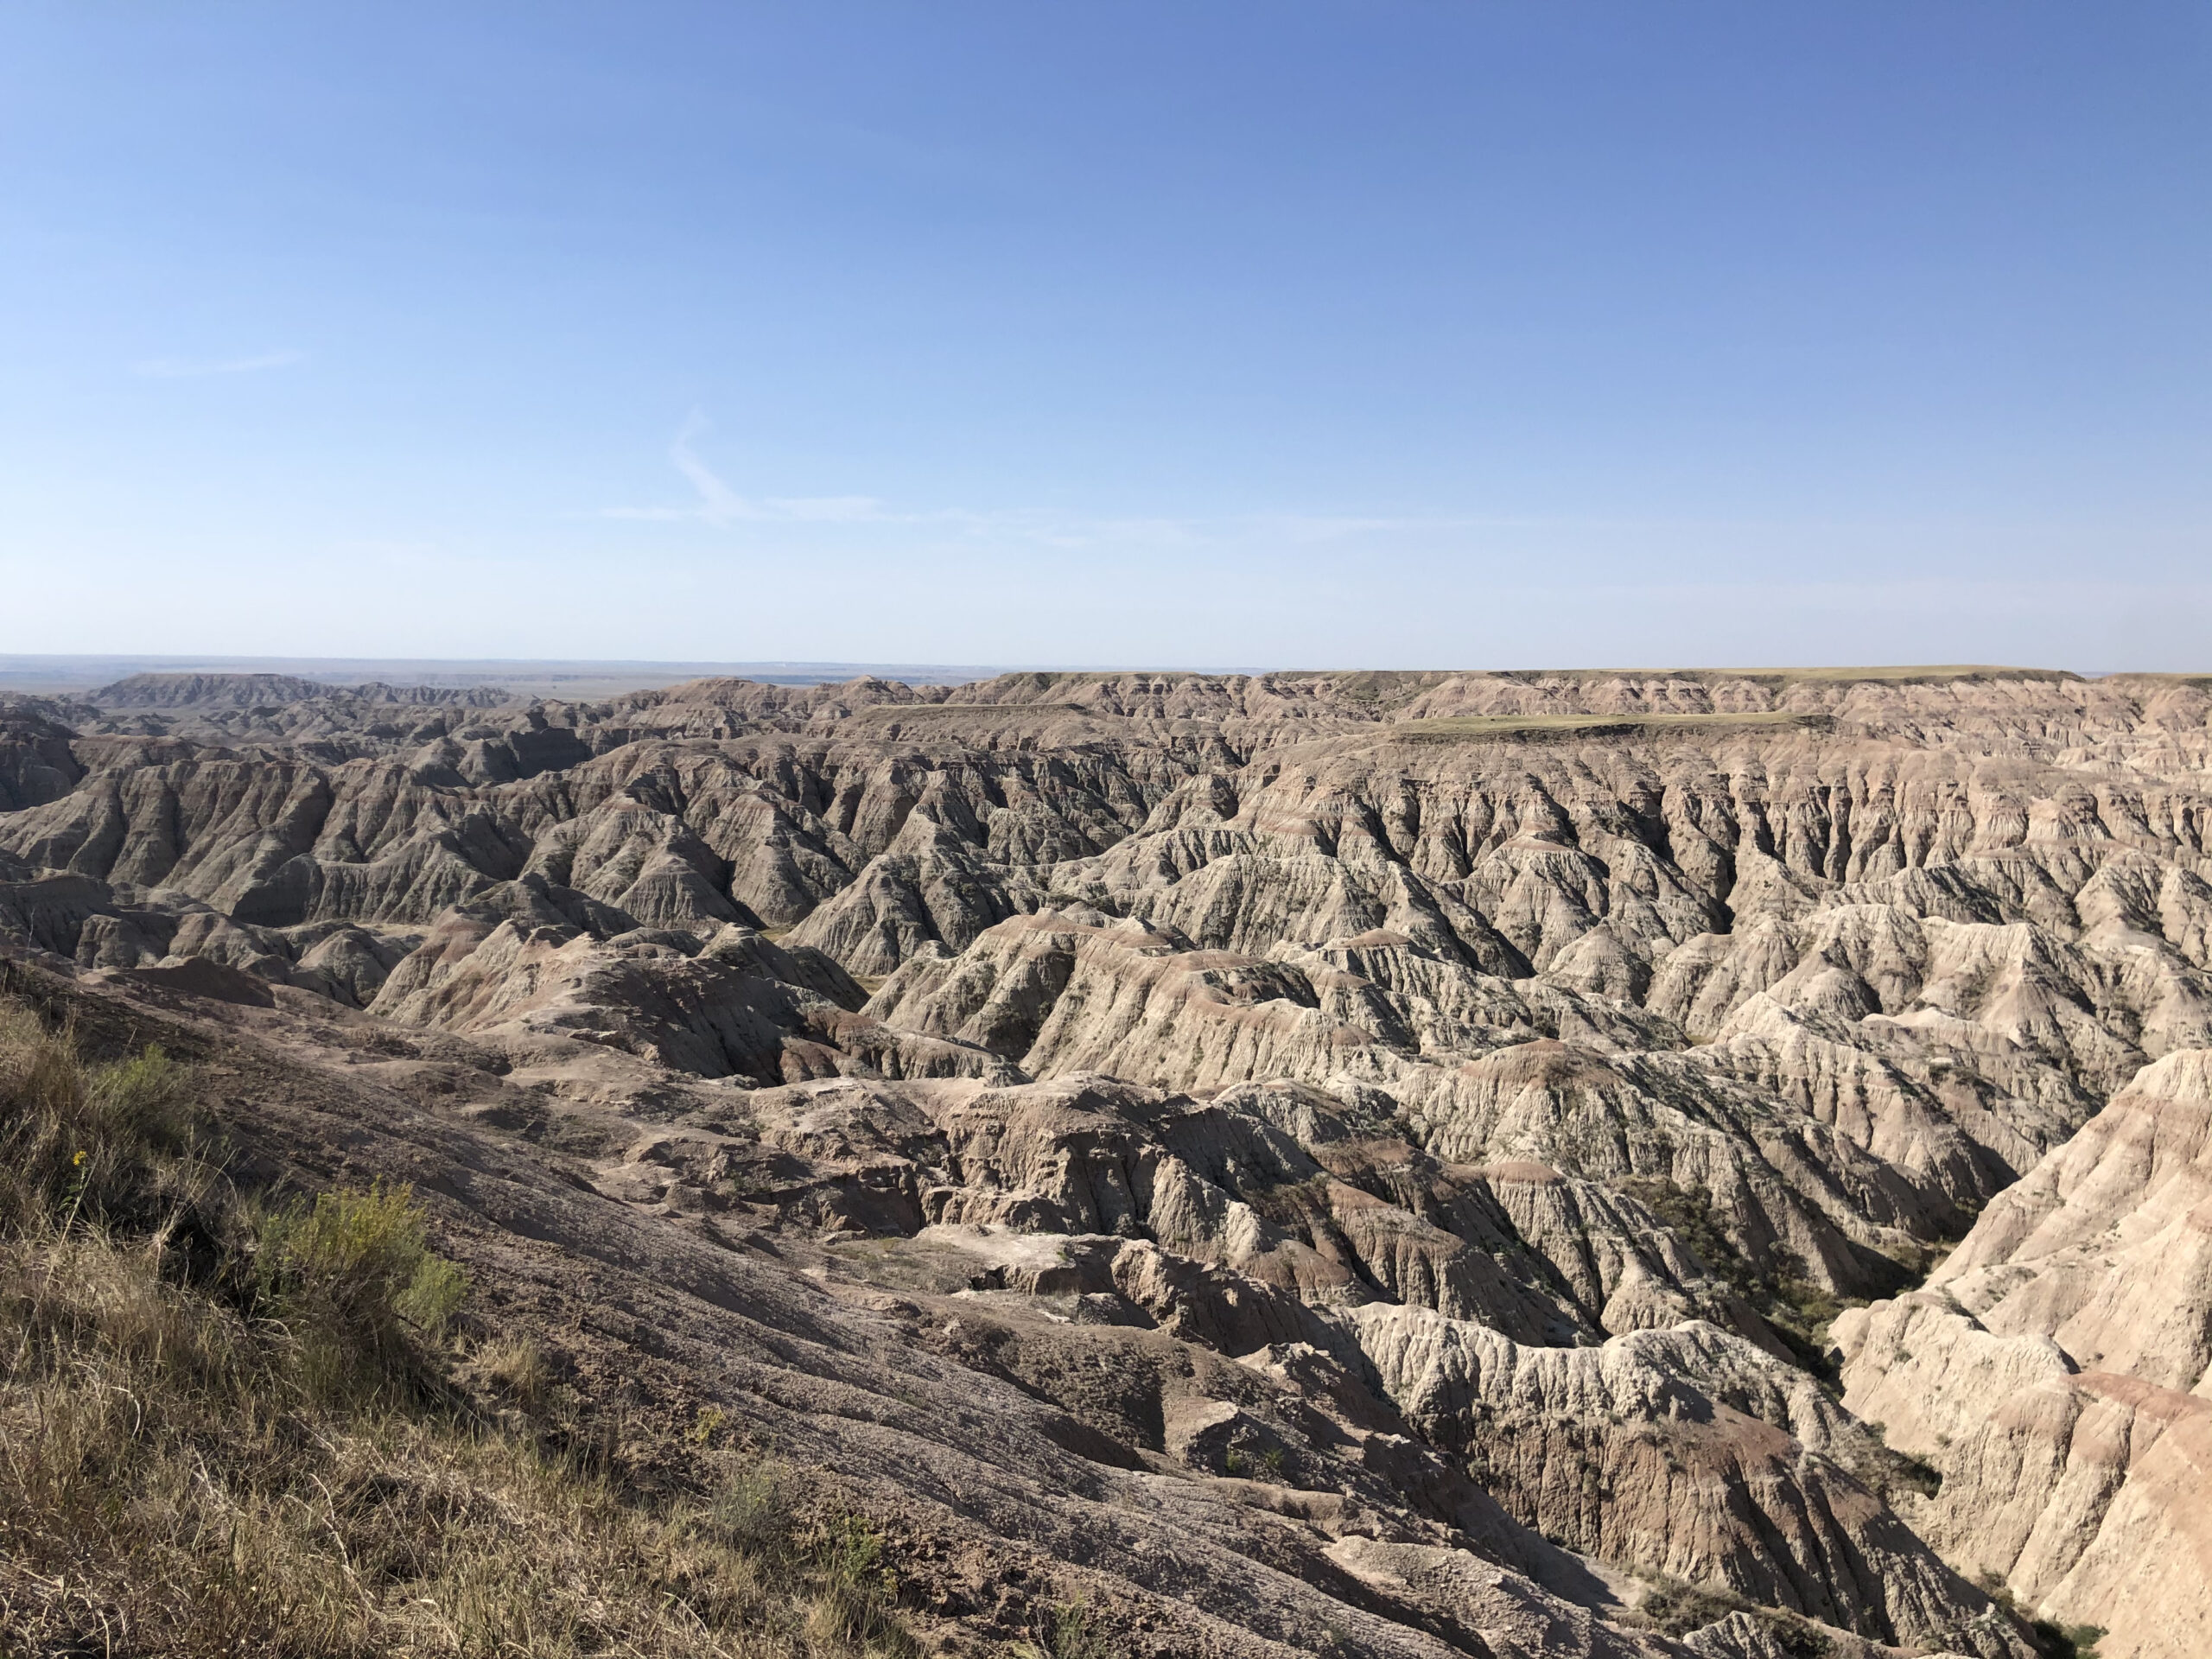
[2036, 1623, 2105, 1659]
[1017, 1600, 1111, 1659]
[702, 1459, 791, 1554]
[805, 1515, 917, 1655]
[820, 1513, 892, 1596]
[253, 1179, 467, 1402]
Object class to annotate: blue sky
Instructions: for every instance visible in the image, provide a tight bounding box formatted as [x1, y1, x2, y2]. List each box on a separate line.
[3, 2, 2207, 669]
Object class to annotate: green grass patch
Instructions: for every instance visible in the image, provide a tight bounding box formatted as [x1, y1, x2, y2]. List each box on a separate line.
[1395, 711, 1834, 743]
[251, 1182, 468, 1404]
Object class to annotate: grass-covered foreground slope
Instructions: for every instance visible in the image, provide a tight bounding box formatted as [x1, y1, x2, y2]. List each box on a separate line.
[0, 999, 934, 1659]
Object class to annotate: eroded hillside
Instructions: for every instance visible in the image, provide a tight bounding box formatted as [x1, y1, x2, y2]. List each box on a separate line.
[5, 664, 2209, 1657]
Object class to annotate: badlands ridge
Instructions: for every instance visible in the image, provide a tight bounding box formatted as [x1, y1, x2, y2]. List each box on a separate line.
[3, 664, 2209, 1657]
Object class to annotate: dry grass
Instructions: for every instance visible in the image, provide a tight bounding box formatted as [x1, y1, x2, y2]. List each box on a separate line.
[1007, 1602, 1112, 1659]
[0, 999, 920, 1658]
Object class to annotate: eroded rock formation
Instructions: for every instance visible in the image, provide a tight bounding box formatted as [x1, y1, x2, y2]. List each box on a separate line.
[6, 663, 2210, 1655]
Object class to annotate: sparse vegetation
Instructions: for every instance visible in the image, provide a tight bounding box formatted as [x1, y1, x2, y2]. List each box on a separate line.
[1978, 1572, 2106, 1658]
[1636, 1578, 1832, 1656]
[1, 656, 2186, 1657]
[1242, 1171, 1334, 1230]
[0, 996, 921, 1657]
[1013, 1600, 1111, 1659]
[2042, 1624, 2105, 1659]
[1840, 1420, 1943, 1503]
[1398, 711, 1834, 743]
[1620, 1176, 1862, 1381]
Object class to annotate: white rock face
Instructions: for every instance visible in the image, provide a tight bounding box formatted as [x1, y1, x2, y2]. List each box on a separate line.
[1838, 1047, 2212, 1656]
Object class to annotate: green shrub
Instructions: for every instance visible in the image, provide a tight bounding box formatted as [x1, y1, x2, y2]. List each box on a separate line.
[2037, 1623, 2105, 1659]
[253, 1179, 467, 1402]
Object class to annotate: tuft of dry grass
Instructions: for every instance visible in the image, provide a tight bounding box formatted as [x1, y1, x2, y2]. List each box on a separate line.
[1009, 1601, 1113, 1659]
[0, 1002, 208, 1237]
[0, 997, 921, 1658]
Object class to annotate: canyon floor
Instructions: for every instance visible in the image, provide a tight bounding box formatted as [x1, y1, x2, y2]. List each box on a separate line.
[4, 664, 2209, 1658]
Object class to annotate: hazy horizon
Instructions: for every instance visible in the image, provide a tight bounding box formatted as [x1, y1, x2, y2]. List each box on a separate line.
[1, 652, 2185, 705]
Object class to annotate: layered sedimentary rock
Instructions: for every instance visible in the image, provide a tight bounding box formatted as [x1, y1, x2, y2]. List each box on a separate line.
[4, 664, 2210, 1655]
[1355, 1307, 2021, 1655]
[1836, 1048, 2212, 1657]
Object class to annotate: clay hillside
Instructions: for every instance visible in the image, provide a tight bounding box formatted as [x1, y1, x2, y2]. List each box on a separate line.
[4, 664, 2209, 1659]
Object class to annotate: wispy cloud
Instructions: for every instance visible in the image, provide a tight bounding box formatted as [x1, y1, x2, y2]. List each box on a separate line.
[131, 350, 306, 379]
[602, 418, 1478, 548]
[609, 415, 2197, 567]
[602, 414, 888, 525]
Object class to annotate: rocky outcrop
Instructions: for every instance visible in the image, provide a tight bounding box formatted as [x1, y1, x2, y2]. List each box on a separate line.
[522, 798, 755, 931]
[366, 883, 976, 1086]
[0, 703, 85, 811]
[1356, 1306, 2024, 1656]
[786, 805, 1053, 976]
[1835, 1048, 2212, 1656]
